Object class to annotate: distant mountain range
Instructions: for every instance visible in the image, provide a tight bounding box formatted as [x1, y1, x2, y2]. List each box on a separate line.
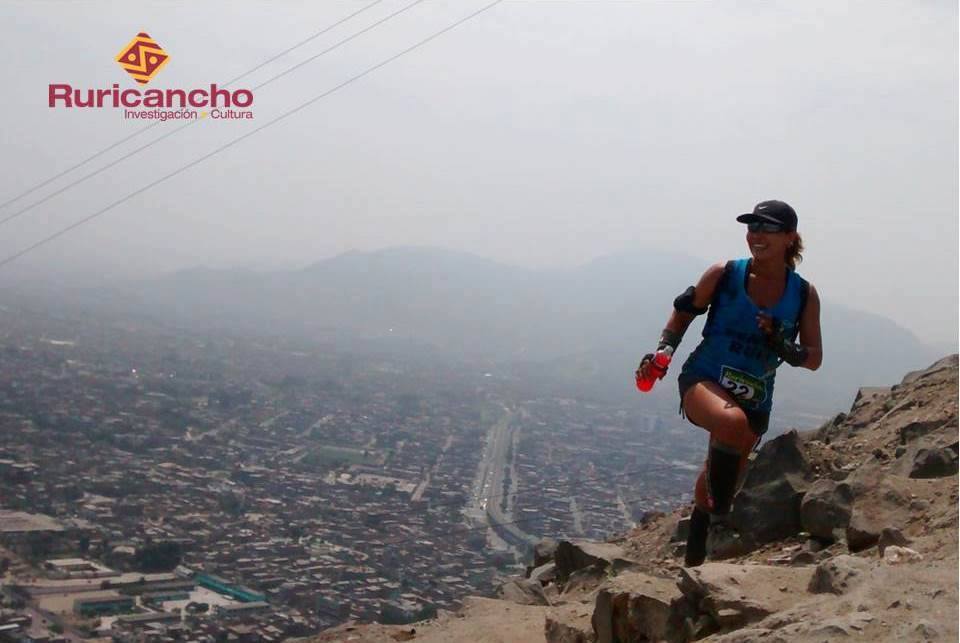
[97, 246, 940, 419]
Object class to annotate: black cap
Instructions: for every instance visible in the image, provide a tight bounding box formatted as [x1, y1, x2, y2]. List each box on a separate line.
[736, 200, 798, 231]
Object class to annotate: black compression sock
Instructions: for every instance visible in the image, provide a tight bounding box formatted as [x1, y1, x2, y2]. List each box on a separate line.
[707, 446, 741, 515]
[684, 506, 709, 567]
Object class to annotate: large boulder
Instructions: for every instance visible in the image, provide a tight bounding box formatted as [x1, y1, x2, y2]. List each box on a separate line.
[901, 445, 959, 479]
[553, 541, 638, 585]
[800, 479, 853, 541]
[740, 430, 812, 487]
[843, 459, 912, 542]
[728, 477, 807, 548]
[726, 431, 813, 552]
[591, 571, 681, 643]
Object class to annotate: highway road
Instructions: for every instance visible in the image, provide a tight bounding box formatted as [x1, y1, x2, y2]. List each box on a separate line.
[467, 405, 537, 549]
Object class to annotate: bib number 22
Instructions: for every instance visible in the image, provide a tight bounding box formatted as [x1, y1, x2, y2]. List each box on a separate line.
[719, 366, 766, 404]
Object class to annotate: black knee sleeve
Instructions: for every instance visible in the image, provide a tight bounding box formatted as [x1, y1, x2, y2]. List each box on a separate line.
[706, 446, 741, 515]
[685, 506, 710, 567]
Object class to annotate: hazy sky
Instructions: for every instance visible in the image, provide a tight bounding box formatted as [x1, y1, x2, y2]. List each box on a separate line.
[0, 1, 957, 346]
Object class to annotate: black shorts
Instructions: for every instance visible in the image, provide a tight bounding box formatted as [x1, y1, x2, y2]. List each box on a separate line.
[677, 372, 770, 437]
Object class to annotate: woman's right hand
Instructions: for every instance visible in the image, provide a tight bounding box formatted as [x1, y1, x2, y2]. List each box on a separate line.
[636, 353, 655, 380]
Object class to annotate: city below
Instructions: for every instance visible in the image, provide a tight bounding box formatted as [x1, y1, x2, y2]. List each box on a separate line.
[0, 301, 702, 641]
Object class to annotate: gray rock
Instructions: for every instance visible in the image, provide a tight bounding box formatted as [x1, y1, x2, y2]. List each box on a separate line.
[877, 527, 911, 555]
[800, 479, 853, 540]
[592, 589, 675, 643]
[807, 555, 872, 594]
[678, 563, 811, 630]
[899, 355, 958, 385]
[844, 510, 881, 552]
[498, 578, 549, 606]
[740, 430, 812, 487]
[810, 611, 875, 636]
[529, 562, 557, 586]
[534, 537, 559, 567]
[789, 550, 818, 566]
[908, 446, 959, 478]
[683, 614, 719, 641]
[843, 461, 913, 545]
[728, 475, 807, 548]
[898, 420, 949, 445]
[562, 568, 605, 596]
[706, 521, 752, 561]
[720, 432, 812, 553]
[672, 516, 690, 543]
[553, 541, 637, 584]
[853, 387, 890, 407]
[545, 614, 595, 643]
[591, 571, 680, 643]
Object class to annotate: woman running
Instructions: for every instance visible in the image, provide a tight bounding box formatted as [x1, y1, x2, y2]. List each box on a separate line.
[637, 200, 822, 567]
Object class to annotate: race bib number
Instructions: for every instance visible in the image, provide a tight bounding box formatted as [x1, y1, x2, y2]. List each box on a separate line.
[719, 365, 767, 405]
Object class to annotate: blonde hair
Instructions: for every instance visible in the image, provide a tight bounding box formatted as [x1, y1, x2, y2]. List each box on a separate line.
[786, 233, 804, 269]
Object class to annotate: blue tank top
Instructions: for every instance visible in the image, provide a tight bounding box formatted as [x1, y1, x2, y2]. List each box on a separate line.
[680, 258, 808, 413]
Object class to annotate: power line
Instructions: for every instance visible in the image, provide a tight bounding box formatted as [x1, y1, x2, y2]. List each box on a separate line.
[0, 0, 504, 270]
[0, 0, 387, 213]
[0, 0, 429, 230]
[221, 0, 387, 89]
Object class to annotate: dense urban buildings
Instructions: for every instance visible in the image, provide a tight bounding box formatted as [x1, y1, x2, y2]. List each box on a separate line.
[0, 301, 700, 640]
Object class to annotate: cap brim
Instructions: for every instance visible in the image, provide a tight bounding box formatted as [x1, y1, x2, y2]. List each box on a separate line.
[736, 212, 784, 225]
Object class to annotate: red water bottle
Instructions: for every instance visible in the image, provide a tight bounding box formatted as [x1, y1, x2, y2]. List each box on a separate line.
[636, 347, 674, 392]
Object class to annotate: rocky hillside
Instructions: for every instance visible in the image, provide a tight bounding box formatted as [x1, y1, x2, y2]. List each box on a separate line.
[306, 355, 959, 642]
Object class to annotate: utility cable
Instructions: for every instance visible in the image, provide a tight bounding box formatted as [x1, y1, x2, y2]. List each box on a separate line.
[0, 0, 504, 270]
[0, 0, 428, 230]
[0, 0, 386, 212]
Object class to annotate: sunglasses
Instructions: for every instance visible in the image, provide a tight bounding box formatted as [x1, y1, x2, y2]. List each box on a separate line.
[747, 221, 787, 233]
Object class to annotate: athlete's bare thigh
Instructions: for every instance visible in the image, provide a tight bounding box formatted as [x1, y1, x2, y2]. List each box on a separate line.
[682, 380, 754, 453]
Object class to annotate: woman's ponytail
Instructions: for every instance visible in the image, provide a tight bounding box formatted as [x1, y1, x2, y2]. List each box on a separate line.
[786, 234, 804, 269]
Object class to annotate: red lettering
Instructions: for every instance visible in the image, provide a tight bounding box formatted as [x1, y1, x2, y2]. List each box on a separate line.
[188, 89, 208, 107]
[232, 89, 253, 108]
[144, 90, 163, 108]
[74, 89, 94, 108]
[121, 89, 141, 107]
[210, 84, 231, 108]
[165, 89, 186, 108]
[48, 84, 72, 107]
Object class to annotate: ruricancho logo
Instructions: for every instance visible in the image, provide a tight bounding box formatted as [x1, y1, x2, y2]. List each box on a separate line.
[48, 32, 254, 122]
[115, 32, 170, 85]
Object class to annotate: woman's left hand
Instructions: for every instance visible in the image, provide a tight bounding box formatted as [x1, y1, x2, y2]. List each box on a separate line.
[756, 312, 777, 336]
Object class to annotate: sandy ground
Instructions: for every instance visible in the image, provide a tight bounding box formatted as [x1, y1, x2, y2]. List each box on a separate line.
[309, 597, 550, 643]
